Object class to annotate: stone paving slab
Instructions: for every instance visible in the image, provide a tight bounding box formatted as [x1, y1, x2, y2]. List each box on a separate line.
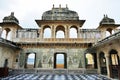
[1, 74, 112, 80]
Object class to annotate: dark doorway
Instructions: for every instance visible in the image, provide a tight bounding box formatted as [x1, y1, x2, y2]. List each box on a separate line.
[54, 53, 67, 69]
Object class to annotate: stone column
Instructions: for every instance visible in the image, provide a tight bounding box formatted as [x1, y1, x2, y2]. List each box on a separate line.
[65, 26, 68, 38]
[0, 28, 3, 37]
[102, 29, 106, 39]
[97, 52, 101, 74]
[105, 53, 110, 77]
[12, 27, 20, 40]
[79, 29, 82, 38]
[67, 25, 69, 38]
[77, 27, 80, 38]
[51, 25, 55, 38]
[40, 26, 43, 39]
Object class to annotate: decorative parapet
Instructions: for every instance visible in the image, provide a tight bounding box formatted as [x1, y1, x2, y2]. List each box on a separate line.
[14, 29, 103, 44]
[14, 38, 97, 44]
[94, 30, 120, 47]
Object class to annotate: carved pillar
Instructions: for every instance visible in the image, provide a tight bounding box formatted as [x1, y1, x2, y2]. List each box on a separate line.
[38, 29, 41, 38]
[11, 29, 16, 41]
[40, 26, 43, 39]
[51, 25, 55, 38]
[105, 53, 110, 77]
[65, 25, 69, 38]
[97, 52, 101, 74]
[67, 25, 69, 38]
[78, 27, 80, 38]
[5, 32, 8, 39]
[0, 28, 3, 37]
[79, 29, 82, 38]
[102, 29, 106, 39]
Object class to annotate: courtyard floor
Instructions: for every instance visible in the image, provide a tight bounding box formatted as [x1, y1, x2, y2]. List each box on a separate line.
[1, 74, 112, 80]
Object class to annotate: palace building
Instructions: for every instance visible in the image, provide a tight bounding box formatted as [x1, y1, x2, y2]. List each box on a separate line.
[0, 5, 120, 79]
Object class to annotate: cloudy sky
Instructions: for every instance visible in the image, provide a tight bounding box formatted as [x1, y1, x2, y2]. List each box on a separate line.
[0, 0, 120, 29]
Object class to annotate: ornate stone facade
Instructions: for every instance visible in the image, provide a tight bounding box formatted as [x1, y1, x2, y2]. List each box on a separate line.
[0, 5, 119, 74]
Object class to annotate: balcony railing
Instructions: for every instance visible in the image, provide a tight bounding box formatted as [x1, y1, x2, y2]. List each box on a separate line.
[13, 38, 99, 44]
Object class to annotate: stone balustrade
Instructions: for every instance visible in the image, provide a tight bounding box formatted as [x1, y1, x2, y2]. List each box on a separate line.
[9, 68, 89, 75]
[14, 38, 97, 44]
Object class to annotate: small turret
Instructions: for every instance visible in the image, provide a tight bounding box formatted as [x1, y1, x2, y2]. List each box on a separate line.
[99, 14, 115, 25]
[3, 12, 19, 24]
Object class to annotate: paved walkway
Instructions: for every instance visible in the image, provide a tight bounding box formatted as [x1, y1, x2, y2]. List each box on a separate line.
[1, 74, 112, 80]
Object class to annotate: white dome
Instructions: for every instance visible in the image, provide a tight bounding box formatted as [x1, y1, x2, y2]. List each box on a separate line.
[42, 6, 79, 20]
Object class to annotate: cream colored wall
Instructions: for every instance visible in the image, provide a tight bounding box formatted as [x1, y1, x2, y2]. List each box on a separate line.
[97, 39, 120, 55]
[0, 45, 17, 68]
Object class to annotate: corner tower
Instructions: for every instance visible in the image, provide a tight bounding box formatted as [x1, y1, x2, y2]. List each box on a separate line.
[97, 15, 120, 38]
[0, 12, 22, 41]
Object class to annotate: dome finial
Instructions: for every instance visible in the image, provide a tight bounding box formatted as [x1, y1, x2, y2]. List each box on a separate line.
[104, 14, 105, 18]
[11, 12, 14, 16]
[53, 4, 54, 9]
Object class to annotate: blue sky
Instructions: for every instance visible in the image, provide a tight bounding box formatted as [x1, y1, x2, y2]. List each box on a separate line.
[0, 0, 120, 29]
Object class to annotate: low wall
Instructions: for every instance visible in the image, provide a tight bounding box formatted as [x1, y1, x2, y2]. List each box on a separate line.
[9, 68, 98, 75]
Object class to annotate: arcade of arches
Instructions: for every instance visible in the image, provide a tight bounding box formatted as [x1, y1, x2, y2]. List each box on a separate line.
[0, 6, 120, 79]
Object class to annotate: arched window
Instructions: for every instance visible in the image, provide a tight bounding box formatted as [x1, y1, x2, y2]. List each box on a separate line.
[1, 30, 6, 39]
[106, 28, 113, 37]
[7, 31, 12, 40]
[111, 30, 115, 34]
[1, 28, 11, 40]
[70, 26, 77, 38]
[55, 25, 65, 38]
[43, 26, 51, 38]
[106, 31, 110, 37]
[56, 30, 64, 38]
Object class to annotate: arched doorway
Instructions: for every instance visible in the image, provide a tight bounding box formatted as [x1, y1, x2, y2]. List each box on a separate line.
[54, 53, 67, 69]
[25, 53, 36, 68]
[85, 53, 94, 68]
[85, 53, 97, 69]
[109, 49, 119, 65]
[109, 49, 120, 78]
